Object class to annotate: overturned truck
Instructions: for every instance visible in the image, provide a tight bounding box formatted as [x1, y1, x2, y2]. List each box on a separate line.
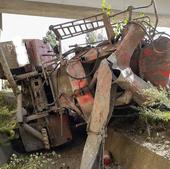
[0, 0, 170, 168]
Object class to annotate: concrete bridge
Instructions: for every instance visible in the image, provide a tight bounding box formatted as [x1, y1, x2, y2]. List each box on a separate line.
[0, 0, 170, 27]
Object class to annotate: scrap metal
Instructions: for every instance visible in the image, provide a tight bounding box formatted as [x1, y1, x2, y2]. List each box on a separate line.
[0, 0, 169, 168]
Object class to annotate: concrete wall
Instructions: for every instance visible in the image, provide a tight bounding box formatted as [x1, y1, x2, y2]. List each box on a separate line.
[0, 144, 13, 165]
[0, 134, 13, 165]
[0, 0, 170, 27]
[105, 129, 170, 169]
[26, 0, 170, 16]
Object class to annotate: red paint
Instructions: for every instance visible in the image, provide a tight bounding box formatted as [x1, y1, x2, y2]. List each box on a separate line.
[143, 48, 153, 57]
[163, 63, 169, 68]
[72, 79, 87, 89]
[103, 151, 112, 167]
[104, 158, 111, 166]
[162, 71, 170, 78]
[78, 93, 93, 104]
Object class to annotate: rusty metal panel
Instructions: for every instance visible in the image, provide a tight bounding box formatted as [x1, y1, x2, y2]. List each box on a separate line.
[52, 66, 73, 96]
[58, 94, 82, 117]
[115, 23, 145, 68]
[67, 60, 94, 119]
[0, 41, 18, 68]
[130, 46, 141, 76]
[47, 114, 72, 147]
[30, 77, 48, 111]
[0, 41, 19, 78]
[139, 36, 170, 88]
[25, 39, 54, 67]
[19, 126, 44, 152]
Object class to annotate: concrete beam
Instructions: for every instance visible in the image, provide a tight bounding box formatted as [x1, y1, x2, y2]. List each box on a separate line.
[0, 0, 170, 27]
[26, 0, 170, 16]
[0, 0, 101, 19]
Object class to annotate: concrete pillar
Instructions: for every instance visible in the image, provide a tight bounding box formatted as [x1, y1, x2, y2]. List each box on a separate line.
[0, 134, 13, 165]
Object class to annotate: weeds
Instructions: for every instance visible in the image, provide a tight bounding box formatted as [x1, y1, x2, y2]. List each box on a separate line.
[140, 85, 170, 123]
[0, 92, 16, 143]
[0, 152, 62, 169]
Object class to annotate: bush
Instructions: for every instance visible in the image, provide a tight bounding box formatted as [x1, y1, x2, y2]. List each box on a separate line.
[0, 92, 16, 143]
[140, 86, 170, 123]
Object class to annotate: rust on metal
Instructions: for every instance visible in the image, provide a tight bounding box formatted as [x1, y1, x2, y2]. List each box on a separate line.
[139, 36, 170, 88]
[47, 114, 72, 147]
[80, 59, 113, 169]
[67, 60, 94, 119]
[114, 22, 145, 68]
[0, 0, 167, 168]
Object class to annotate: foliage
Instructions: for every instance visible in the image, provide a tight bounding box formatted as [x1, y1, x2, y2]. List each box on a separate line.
[85, 30, 106, 44]
[2, 81, 11, 90]
[101, 0, 129, 36]
[0, 152, 62, 169]
[0, 92, 16, 143]
[0, 92, 16, 111]
[43, 31, 58, 48]
[139, 12, 145, 18]
[139, 86, 170, 123]
[85, 32, 97, 44]
[113, 18, 129, 36]
[140, 108, 170, 123]
[142, 85, 170, 108]
[102, 0, 111, 16]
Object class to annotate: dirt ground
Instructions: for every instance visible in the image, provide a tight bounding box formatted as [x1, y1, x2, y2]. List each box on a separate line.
[48, 133, 84, 169]
[38, 129, 123, 169]
[1, 128, 123, 169]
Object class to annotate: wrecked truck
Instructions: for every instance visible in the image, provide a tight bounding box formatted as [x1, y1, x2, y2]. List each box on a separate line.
[0, 0, 170, 168]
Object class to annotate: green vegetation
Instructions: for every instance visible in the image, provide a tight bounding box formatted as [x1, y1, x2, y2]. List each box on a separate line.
[101, 0, 129, 36]
[102, 0, 111, 16]
[0, 152, 63, 169]
[140, 86, 170, 123]
[0, 92, 16, 143]
[85, 32, 97, 44]
[140, 108, 170, 122]
[142, 86, 170, 108]
[43, 31, 58, 49]
[100, 1, 168, 125]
